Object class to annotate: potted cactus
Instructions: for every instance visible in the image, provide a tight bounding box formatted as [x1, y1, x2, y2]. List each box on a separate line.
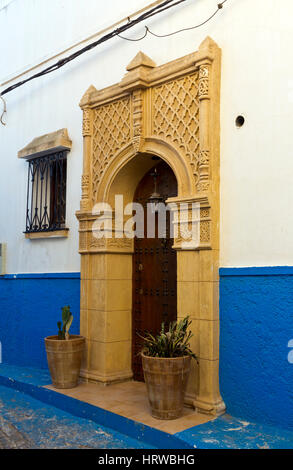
[44, 306, 85, 389]
[140, 316, 197, 420]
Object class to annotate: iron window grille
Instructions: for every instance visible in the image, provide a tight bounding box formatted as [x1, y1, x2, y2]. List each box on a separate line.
[25, 151, 68, 233]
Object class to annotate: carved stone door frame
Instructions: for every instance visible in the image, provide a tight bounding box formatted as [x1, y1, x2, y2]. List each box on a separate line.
[77, 37, 225, 415]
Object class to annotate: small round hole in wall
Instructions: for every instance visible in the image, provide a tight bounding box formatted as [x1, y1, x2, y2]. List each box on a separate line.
[235, 115, 245, 128]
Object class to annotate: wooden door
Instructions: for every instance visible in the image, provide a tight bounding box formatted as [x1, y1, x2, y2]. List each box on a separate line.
[132, 160, 178, 381]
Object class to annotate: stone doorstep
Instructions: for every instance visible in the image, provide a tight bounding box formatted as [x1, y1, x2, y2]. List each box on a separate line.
[44, 380, 213, 435]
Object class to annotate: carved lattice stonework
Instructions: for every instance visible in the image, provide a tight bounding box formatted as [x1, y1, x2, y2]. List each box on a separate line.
[200, 207, 210, 219]
[152, 73, 200, 182]
[200, 220, 210, 243]
[78, 39, 220, 253]
[92, 98, 131, 201]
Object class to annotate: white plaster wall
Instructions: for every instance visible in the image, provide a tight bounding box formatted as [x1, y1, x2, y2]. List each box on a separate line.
[0, 0, 292, 272]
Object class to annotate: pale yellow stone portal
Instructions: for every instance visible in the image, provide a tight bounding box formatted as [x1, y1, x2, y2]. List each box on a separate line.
[77, 37, 224, 415]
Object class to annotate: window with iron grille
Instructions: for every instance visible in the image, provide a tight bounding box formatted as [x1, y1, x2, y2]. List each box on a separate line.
[25, 150, 68, 233]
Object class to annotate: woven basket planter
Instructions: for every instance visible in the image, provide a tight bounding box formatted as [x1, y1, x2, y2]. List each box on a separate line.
[45, 335, 85, 389]
[142, 353, 191, 420]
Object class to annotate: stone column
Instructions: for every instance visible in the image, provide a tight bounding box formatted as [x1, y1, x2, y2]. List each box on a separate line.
[81, 107, 93, 211]
[78, 215, 134, 384]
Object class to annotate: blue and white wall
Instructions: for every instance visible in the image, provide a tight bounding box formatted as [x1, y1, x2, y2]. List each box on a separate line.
[0, 0, 293, 430]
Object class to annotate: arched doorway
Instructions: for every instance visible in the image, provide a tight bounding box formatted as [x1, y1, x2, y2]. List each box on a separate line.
[78, 38, 226, 416]
[132, 159, 178, 380]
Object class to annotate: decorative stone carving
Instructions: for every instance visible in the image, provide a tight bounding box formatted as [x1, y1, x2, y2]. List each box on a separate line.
[89, 236, 106, 249]
[174, 219, 210, 247]
[170, 197, 211, 249]
[78, 220, 88, 230]
[81, 174, 89, 200]
[197, 150, 210, 192]
[132, 89, 143, 154]
[200, 207, 210, 219]
[199, 149, 210, 165]
[88, 233, 133, 252]
[152, 73, 200, 183]
[79, 232, 87, 252]
[92, 98, 131, 201]
[198, 65, 210, 99]
[78, 37, 220, 206]
[108, 237, 132, 249]
[200, 220, 210, 243]
[199, 65, 209, 78]
[82, 108, 92, 136]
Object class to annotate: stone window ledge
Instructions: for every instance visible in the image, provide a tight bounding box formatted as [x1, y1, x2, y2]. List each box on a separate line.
[18, 128, 72, 159]
[25, 229, 69, 240]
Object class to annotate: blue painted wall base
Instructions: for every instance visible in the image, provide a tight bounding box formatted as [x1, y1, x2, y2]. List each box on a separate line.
[1, 268, 293, 433]
[0, 273, 80, 369]
[220, 267, 293, 431]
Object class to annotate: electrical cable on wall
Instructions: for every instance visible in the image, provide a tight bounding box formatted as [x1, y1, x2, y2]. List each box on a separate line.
[119, 0, 227, 40]
[0, 96, 6, 125]
[0, 0, 185, 97]
[0, 0, 227, 125]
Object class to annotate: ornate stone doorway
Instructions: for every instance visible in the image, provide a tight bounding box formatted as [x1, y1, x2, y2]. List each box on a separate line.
[132, 159, 177, 381]
[77, 37, 225, 415]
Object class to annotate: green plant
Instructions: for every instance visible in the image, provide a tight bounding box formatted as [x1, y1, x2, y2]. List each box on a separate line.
[139, 316, 197, 360]
[57, 305, 73, 340]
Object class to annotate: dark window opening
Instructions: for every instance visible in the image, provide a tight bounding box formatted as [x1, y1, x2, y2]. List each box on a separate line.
[25, 151, 67, 233]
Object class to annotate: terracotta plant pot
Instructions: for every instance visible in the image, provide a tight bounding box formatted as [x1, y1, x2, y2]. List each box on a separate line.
[45, 335, 85, 389]
[141, 353, 191, 420]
